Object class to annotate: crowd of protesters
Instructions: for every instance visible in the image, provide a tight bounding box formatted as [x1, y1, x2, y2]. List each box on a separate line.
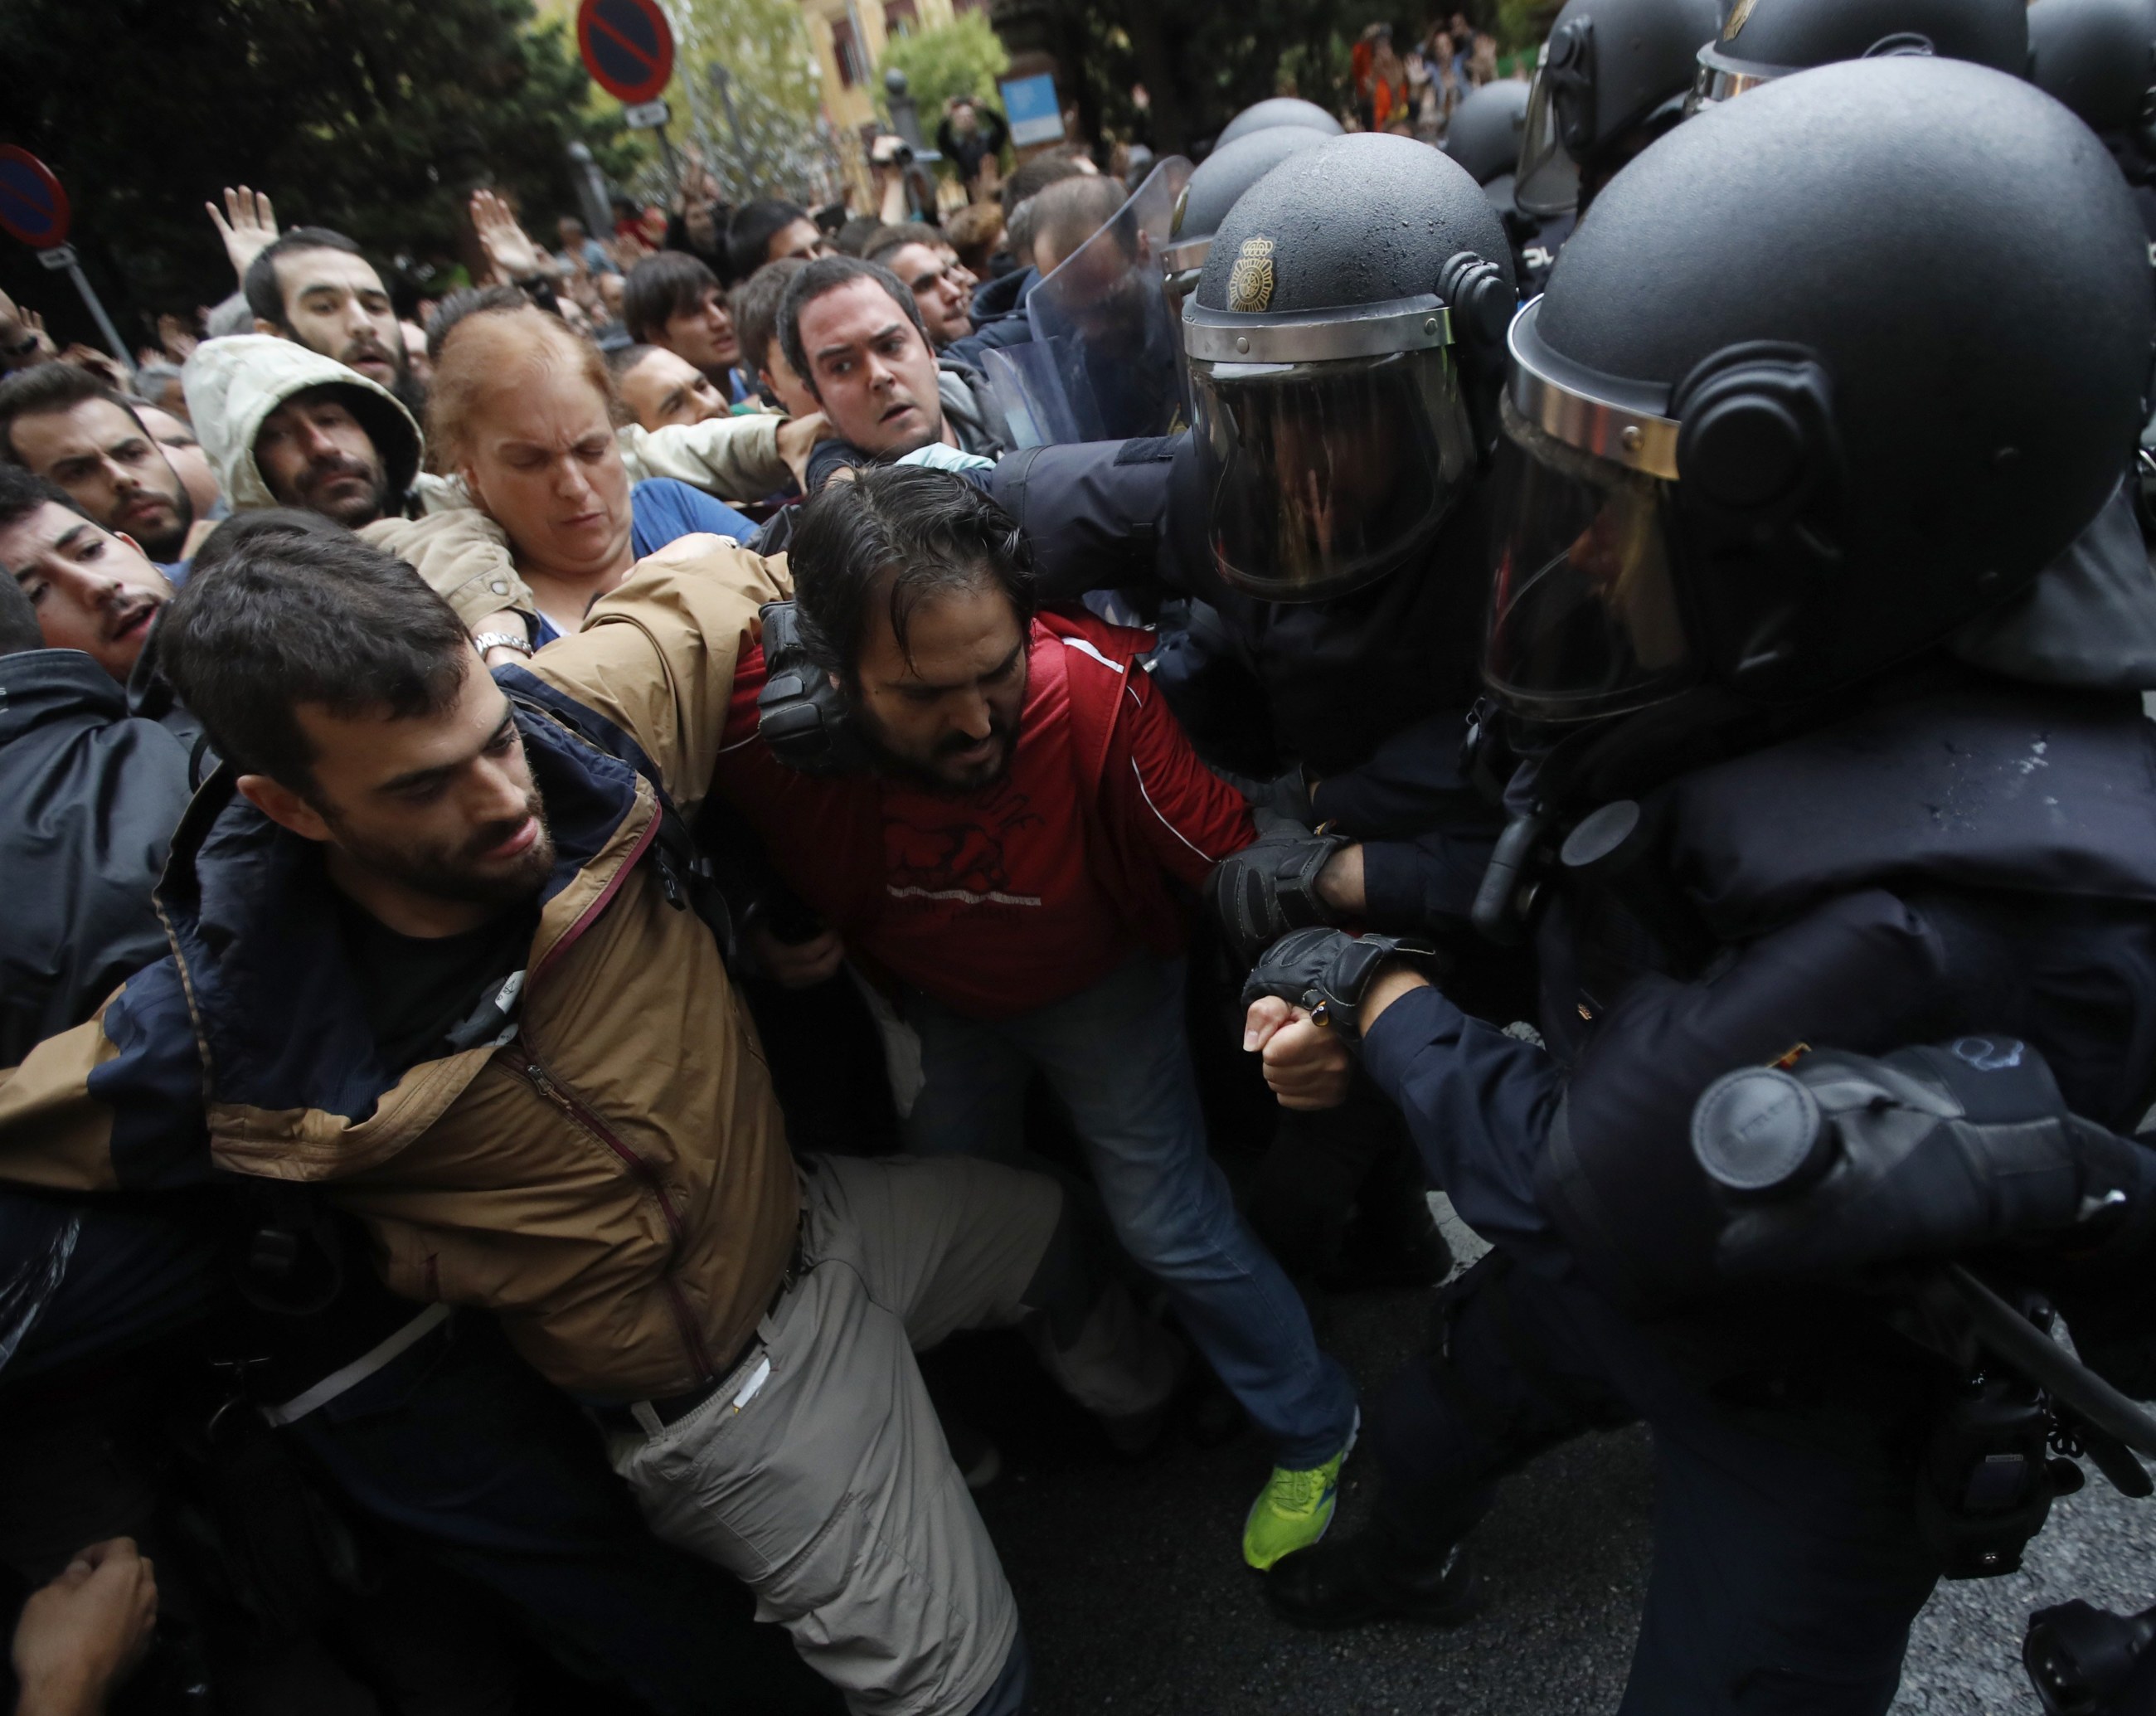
[7, 0, 2147, 1709]
[0, 83, 1406, 1716]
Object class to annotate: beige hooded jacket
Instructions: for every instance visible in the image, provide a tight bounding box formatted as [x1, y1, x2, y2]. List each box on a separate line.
[182, 335, 534, 628]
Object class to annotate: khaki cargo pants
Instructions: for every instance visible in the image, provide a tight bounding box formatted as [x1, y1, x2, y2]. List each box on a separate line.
[609, 1151, 1170, 1716]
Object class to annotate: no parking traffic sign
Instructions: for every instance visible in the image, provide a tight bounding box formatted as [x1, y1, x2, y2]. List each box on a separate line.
[577, 0, 675, 107]
[0, 146, 70, 250]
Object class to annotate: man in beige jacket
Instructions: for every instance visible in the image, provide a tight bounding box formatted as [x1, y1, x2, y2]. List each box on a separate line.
[0, 525, 1175, 1715]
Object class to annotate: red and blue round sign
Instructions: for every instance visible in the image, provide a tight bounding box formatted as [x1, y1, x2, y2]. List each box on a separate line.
[0, 147, 70, 250]
[576, 0, 675, 107]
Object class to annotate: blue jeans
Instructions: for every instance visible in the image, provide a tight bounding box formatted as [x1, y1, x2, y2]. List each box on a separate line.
[901, 953, 1357, 1467]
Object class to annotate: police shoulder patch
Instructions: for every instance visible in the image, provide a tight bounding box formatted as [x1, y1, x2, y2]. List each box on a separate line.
[1228, 236, 1276, 314]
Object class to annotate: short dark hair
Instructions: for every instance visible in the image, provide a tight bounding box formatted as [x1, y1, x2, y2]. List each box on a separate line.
[790, 464, 1037, 683]
[0, 363, 140, 466]
[777, 256, 931, 399]
[833, 213, 884, 258]
[623, 250, 722, 347]
[0, 462, 88, 536]
[1028, 175, 1128, 271]
[730, 258, 805, 379]
[727, 198, 810, 282]
[0, 466, 89, 649]
[159, 526, 473, 790]
[1001, 150, 1088, 218]
[862, 221, 944, 267]
[243, 226, 368, 329]
[187, 505, 348, 585]
[603, 341, 663, 381]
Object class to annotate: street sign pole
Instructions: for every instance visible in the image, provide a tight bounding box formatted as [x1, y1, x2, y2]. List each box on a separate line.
[2, 148, 131, 382]
[40, 245, 132, 379]
[577, 0, 680, 206]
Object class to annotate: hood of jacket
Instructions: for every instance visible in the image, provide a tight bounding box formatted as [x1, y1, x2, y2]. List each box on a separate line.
[182, 335, 422, 515]
[937, 361, 1012, 459]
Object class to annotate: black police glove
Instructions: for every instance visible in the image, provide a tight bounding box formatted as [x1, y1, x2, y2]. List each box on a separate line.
[1689, 1040, 2156, 1284]
[1208, 817, 1350, 967]
[1238, 927, 1435, 1047]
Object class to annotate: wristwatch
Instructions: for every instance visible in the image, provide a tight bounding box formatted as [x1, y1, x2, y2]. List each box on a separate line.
[473, 630, 533, 659]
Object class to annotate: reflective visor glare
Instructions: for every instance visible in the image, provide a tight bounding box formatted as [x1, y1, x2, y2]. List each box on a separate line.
[1514, 51, 1582, 216]
[1192, 347, 1473, 602]
[1483, 402, 1694, 720]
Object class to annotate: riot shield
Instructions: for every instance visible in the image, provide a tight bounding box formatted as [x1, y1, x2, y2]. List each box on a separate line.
[980, 156, 1192, 446]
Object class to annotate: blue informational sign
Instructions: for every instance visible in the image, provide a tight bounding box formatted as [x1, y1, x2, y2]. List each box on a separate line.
[1000, 74, 1066, 148]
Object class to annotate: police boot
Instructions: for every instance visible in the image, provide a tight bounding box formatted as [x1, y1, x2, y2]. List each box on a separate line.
[1265, 1521, 1482, 1631]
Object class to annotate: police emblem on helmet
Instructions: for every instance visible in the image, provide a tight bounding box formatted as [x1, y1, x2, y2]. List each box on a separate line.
[1722, 0, 1755, 41]
[1228, 236, 1276, 313]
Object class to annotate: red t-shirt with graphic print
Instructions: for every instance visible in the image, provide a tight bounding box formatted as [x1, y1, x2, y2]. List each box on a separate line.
[715, 615, 1254, 1018]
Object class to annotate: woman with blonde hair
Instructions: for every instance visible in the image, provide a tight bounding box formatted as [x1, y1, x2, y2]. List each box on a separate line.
[427, 296, 757, 644]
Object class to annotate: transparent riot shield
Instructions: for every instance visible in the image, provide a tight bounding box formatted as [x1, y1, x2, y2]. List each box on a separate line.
[979, 156, 1192, 446]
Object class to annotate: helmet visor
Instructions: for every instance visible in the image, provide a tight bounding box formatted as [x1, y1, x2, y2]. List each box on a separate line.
[1483, 395, 1696, 722]
[1191, 345, 1474, 603]
[1515, 41, 1583, 216]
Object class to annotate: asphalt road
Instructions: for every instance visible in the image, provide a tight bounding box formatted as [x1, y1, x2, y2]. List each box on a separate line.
[934, 1198, 2156, 1716]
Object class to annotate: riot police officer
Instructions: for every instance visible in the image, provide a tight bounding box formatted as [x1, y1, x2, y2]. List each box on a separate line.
[1233, 56, 2156, 1713]
[1687, 0, 2027, 109]
[1442, 80, 1572, 297]
[1513, 0, 1719, 218]
[1162, 124, 1333, 312]
[1215, 96, 1343, 149]
[993, 131, 1529, 1286]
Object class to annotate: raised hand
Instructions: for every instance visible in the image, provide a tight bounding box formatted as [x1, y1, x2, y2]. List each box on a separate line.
[206, 186, 279, 281]
[470, 188, 552, 283]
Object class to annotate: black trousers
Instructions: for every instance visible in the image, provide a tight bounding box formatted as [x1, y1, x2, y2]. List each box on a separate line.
[1370, 1256, 1945, 1715]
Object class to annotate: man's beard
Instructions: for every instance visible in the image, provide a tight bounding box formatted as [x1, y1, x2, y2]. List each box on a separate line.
[129, 483, 195, 562]
[340, 329, 426, 416]
[297, 455, 390, 527]
[853, 699, 1020, 797]
[326, 790, 557, 908]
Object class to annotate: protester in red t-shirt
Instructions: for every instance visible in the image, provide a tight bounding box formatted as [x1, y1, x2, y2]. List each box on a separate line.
[713, 467, 1360, 1572]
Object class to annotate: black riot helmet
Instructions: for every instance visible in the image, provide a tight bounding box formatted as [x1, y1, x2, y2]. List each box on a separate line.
[1515, 0, 1721, 216]
[1163, 126, 1333, 309]
[1692, 0, 2028, 109]
[1216, 97, 1344, 149]
[1485, 56, 2155, 729]
[1444, 80, 1532, 186]
[2027, 0, 2156, 142]
[1185, 133, 1514, 603]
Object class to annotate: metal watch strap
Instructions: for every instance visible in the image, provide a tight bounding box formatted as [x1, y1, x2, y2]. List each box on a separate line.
[473, 630, 532, 658]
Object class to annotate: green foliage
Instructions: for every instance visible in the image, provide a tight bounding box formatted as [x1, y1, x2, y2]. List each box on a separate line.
[665, 0, 844, 206]
[876, 14, 1011, 124]
[1495, 0, 1560, 52]
[0, 0, 636, 346]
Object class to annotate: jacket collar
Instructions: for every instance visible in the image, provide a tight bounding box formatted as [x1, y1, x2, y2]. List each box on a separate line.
[0, 648, 128, 744]
[156, 696, 653, 1125]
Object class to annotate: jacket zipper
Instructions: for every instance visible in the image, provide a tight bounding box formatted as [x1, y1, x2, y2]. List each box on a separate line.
[513, 805, 716, 1381]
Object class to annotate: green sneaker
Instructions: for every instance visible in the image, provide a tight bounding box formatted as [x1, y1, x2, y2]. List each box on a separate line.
[1242, 1411, 1359, 1571]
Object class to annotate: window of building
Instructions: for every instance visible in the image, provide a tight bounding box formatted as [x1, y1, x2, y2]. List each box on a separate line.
[884, 0, 917, 37]
[830, 17, 868, 87]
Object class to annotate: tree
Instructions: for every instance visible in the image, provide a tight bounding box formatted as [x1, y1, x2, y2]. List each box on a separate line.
[0, 0, 636, 349]
[661, 0, 846, 208]
[878, 14, 1011, 129]
[1001, 0, 1400, 159]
